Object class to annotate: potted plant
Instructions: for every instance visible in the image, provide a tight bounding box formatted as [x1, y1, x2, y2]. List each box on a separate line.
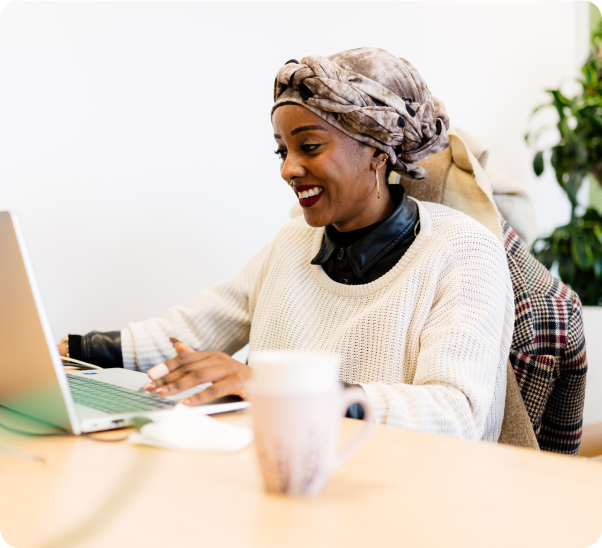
[526, 20, 602, 307]
[526, 18, 602, 426]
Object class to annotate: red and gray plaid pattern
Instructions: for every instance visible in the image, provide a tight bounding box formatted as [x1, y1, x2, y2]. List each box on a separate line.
[502, 219, 587, 456]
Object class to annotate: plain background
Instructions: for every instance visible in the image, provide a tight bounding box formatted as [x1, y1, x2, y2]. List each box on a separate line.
[0, 1, 596, 407]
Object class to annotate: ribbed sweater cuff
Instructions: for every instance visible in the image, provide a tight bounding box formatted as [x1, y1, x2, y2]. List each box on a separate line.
[121, 328, 138, 372]
[358, 382, 389, 425]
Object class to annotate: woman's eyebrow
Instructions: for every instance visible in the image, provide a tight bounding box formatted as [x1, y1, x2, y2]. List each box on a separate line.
[290, 125, 326, 136]
[273, 125, 327, 139]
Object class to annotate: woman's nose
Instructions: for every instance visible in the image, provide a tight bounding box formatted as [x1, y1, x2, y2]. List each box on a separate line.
[280, 153, 305, 183]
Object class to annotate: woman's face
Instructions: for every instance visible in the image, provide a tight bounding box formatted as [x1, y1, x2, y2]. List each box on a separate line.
[272, 105, 393, 232]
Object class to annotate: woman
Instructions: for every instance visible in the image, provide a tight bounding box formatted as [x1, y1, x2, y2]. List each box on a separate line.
[60, 48, 514, 442]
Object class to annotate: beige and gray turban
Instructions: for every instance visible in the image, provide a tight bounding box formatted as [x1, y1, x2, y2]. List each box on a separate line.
[272, 47, 450, 180]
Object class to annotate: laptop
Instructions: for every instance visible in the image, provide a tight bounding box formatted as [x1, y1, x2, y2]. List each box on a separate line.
[0, 211, 249, 434]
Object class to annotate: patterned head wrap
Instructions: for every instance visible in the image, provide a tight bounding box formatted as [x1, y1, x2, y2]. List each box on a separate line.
[272, 47, 450, 180]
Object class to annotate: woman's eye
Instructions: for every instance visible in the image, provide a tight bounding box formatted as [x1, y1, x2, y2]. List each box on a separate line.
[301, 143, 321, 153]
[274, 144, 320, 160]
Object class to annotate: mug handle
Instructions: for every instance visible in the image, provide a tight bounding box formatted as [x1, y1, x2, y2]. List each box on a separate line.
[332, 386, 375, 471]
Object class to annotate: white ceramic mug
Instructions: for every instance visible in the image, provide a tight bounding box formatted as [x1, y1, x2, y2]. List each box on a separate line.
[248, 351, 374, 496]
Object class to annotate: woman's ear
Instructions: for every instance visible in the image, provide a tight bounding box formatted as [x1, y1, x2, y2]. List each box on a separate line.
[371, 150, 389, 172]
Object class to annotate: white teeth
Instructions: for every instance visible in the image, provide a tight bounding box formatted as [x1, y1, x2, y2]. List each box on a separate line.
[297, 187, 323, 199]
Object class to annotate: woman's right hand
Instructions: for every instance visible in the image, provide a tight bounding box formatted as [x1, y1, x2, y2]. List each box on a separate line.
[144, 340, 253, 405]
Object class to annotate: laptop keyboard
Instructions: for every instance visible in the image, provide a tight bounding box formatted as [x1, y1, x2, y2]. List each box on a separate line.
[67, 373, 176, 414]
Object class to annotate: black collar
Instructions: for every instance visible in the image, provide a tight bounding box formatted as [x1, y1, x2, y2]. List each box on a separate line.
[311, 185, 418, 278]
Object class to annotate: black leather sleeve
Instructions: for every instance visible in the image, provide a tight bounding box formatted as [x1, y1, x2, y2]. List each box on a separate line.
[341, 381, 365, 420]
[68, 331, 124, 369]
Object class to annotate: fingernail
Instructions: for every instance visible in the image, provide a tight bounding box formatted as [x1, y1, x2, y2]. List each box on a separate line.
[169, 337, 181, 348]
[181, 399, 191, 406]
[156, 387, 168, 395]
[147, 362, 169, 381]
[142, 382, 156, 392]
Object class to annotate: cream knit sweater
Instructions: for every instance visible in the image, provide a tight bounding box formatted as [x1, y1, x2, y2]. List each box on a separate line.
[122, 200, 514, 442]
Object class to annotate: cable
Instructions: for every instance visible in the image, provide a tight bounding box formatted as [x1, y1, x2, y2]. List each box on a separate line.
[82, 433, 130, 442]
[0, 420, 67, 437]
[60, 357, 102, 370]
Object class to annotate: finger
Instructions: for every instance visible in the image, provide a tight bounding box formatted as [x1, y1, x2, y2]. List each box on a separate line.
[181, 372, 247, 406]
[147, 353, 231, 391]
[169, 338, 195, 353]
[146, 350, 215, 382]
[176, 341, 195, 353]
[154, 364, 232, 397]
[146, 339, 198, 381]
[147, 362, 170, 381]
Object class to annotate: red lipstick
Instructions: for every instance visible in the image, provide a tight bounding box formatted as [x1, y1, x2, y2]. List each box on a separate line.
[294, 184, 324, 209]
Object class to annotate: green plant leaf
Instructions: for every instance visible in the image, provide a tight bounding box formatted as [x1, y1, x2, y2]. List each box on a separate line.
[524, 19, 602, 304]
[533, 151, 544, 176]
[571, 231, 594, 269]
[594, 223, 602, 246]
[582, 64, 599, 88]
[558, 255, 576, 284]
[558, 171, 582, 212]
[594, 256, 602, 279]
[550, 89, 571, 107]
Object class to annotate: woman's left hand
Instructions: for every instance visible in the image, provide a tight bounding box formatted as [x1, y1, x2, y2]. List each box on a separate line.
[144, 341, 252, 406]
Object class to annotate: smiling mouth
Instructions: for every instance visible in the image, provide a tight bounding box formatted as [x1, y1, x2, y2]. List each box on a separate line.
[295, 186, 323, 200]
[294, 185, 324, 209]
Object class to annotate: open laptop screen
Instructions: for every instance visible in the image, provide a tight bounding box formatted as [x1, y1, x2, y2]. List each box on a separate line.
[0, 211, 78, 433]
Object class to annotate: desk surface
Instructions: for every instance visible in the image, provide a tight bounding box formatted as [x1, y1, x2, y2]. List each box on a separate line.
[0, 406, 601, 548]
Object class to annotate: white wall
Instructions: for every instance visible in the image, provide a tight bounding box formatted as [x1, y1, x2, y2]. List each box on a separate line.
[0, 1, 590, 343]
[582, 307, 602, 424]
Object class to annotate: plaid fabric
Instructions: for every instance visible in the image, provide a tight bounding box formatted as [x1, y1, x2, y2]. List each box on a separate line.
[502, 219, 587, 456]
